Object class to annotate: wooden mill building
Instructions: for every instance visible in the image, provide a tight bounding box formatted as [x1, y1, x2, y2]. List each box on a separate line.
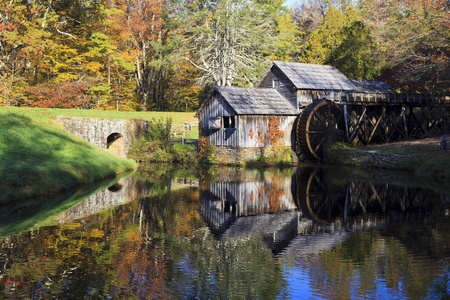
[195, 61, 363, 150]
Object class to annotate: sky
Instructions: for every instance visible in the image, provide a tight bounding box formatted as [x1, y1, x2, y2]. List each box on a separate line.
[284, 0, 299, 8]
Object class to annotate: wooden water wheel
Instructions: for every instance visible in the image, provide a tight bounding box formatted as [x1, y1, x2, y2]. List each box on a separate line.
[297, 100, 345, 161]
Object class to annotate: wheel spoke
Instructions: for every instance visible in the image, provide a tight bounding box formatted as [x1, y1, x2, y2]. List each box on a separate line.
[297, 100, 344, 161]
[313, 136, 326, 154]
[312, 109, 328, 128]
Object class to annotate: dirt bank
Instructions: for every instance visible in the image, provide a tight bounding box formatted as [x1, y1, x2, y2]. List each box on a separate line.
[325, 136, 450, 184]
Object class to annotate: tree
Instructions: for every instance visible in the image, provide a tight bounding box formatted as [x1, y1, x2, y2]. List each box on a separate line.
[110, 0, 179, 111]
[183, 0, 296, 88]
[300, 4, 380, 80]
[360, 0, 450, 93]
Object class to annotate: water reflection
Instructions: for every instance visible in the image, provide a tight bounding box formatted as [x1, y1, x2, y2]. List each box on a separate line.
[56, 176, 146, 222]
[0, 165, 449, 299]
[199, 166, 448, 256]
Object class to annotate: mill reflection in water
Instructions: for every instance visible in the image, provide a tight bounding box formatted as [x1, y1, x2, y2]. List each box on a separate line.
[199, 167, 449, 255]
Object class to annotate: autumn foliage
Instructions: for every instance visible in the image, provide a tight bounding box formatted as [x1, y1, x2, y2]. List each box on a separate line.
[25, 81, 92, 108]
[0, 0, 448, 111]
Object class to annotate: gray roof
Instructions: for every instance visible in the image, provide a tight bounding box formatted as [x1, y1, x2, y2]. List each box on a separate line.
[269, 61, 357, 91]
[350, 80, 392, 93]
[215, 87, 298, 115]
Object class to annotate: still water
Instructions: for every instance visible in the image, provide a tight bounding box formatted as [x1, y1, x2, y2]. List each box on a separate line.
[1, 164, 449, 299]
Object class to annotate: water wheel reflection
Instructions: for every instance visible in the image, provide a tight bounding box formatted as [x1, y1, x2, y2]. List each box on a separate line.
[296, 167, 443, 223]
[297, 168, 347, 223]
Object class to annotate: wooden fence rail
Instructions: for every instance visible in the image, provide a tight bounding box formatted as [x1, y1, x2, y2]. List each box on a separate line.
[170, 137, 199, 149]
[333, 92, 450, 105]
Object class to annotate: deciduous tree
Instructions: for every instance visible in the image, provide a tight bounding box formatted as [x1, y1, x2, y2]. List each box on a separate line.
[361, 0, 450, 93]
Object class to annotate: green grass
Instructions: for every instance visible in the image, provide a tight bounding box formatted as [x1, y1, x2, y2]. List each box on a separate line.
[0, 106, 199, 139]
[0, 106, 197, 124]
[0, 112, 137, 203]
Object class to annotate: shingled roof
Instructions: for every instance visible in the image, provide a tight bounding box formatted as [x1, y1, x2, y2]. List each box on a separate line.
[267, 61, 357, 91]
[196, 87, 298, 117]
[350, 80, 392, 93]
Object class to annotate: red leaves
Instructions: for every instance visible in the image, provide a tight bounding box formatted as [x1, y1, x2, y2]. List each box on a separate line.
[24, 81, 93, 108]
[0, 24, 18, 31]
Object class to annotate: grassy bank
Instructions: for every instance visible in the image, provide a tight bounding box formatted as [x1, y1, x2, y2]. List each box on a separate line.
[0, 106, 196, 124]
[325, 137, 450, 184]
[0, 111, 137, 204]
[0, 106, 198, 138]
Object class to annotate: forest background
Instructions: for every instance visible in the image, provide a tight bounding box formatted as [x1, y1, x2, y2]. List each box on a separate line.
[0, 0, 448, 112]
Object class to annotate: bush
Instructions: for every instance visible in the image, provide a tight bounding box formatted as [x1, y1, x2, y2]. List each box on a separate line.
[432, 258, 450, 299]
[198, 136, 215, 163]
[144, 117, 172, 144]
[128, 117, 197, 164]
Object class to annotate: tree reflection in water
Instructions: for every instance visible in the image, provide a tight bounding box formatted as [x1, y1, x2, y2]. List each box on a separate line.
[0, 164, 449, 298]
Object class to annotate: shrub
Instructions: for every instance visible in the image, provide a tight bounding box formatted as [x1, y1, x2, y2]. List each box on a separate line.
[128, 117, 197, 164]
[432, 258, 450, 299]
[144, 117, 172, 145]
[198, 135, 215, 163]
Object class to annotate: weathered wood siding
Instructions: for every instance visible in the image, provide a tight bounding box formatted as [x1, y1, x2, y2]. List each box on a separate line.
[297, 90, 322, 107]
[258, 67, 298, 111]
[238, 115, 297, 147]
[198, 92, 240, 146]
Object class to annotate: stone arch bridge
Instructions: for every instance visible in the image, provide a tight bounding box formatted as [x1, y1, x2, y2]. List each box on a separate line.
[56, 116, 149, 159]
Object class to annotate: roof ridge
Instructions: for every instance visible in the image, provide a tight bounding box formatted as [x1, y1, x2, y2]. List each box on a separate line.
[273, 61, 335, 68]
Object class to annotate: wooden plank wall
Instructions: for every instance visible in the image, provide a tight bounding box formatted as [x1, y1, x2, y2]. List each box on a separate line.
[297, 90, 322, 107]
[238, 115, 297, 147]
[258, 67, 299, 111]
[198, 92, 239, 146]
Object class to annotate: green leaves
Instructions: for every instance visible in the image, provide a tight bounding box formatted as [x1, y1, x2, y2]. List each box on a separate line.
[300, 5, 380, 80]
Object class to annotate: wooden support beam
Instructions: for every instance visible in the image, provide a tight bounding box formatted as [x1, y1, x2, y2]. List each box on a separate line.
[409, 107, 426, 136]
[388, 107, 406, 141]
[402, 106, 408, 138]
[343, 104, 349, 142]
[367, 107, 386, 144]
[349, 106, 367, 143]
[363, 108, 369, 145]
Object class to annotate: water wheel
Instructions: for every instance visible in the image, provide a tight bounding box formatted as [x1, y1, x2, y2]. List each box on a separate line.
[297, 100, 345, 161]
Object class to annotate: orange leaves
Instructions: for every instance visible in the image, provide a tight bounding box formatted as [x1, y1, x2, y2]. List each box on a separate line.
[255, 115, 285, 151]
[24, 81, 92, 108]
[266, 116, 285, 151]
[249, 128, 255, 139]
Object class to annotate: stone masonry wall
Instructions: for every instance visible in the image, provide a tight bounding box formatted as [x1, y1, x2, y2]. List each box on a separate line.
[214, 146, 298, 165]
[56, 116, 148, 158]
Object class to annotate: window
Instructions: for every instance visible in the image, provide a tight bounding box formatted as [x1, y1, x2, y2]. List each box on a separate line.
[223, 116, 235, 128]
[272, 79, 279, 88]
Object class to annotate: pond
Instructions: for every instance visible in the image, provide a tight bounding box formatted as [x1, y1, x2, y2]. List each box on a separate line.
[1, 164, 449, 299]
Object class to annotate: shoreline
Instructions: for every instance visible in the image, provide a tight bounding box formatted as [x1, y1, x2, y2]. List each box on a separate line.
[324, 136, 450, 185]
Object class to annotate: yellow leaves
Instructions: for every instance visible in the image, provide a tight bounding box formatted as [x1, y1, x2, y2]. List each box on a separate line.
[60, 222, 82, 230]
[83, 61, 103, 76]
[270, 12, 301, 61]
[89, 228, 105, 239]
[54, 73, 78, 83]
